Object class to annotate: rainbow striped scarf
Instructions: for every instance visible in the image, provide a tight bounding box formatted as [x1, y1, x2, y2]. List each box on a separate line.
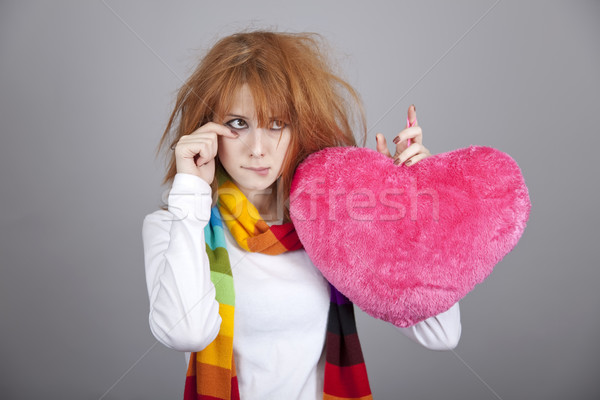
[184, 171, 372, 400]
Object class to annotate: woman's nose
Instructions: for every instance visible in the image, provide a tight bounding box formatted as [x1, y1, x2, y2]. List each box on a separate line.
[248, 128, 266, 157]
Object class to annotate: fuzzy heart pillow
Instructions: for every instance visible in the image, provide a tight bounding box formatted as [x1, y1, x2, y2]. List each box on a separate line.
[289, 145, 531, 327]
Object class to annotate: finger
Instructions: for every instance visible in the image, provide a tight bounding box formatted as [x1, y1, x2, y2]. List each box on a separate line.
[376, 133, 393, 158]
[393, 126, 423, 151]
[405, 104, 422, 145]
[191, 141, 216, 167]
[393, 142, 425, 165]
[194, 122, 239, 139]
[403, 153, 428, 167]
[407, 104, 417, 127]
[177, 137, 216, 162]
[177, 134, 215, 151]
[390, 104, 418, 149]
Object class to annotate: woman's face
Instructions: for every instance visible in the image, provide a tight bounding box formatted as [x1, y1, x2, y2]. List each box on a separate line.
[217, 84, 291, 203]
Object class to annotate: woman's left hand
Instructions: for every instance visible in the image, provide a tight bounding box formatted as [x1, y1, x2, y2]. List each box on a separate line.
[375, 104, 432, 166]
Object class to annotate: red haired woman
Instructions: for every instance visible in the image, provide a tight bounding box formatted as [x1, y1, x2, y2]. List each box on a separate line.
[142, 31, 461, 399]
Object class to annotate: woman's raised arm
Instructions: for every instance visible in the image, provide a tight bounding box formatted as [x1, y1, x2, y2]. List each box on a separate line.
[142, 173, 221, 352]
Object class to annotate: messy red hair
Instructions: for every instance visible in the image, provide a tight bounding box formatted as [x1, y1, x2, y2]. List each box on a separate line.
[156, 30, 367, 221]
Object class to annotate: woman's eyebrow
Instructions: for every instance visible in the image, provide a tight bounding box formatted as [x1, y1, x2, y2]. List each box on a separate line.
[225, 114, 285, 120]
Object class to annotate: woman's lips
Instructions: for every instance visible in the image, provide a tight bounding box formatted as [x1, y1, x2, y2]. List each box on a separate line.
[243, 166, 270, 176]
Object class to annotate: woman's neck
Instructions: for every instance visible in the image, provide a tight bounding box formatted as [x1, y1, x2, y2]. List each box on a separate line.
[241, 186, 281, 222]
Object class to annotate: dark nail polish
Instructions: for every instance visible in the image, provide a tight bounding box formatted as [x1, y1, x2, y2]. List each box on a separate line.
[393, 136, 399, 144]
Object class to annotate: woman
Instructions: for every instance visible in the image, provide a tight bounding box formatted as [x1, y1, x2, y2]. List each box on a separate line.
[142, 30, 461, 399]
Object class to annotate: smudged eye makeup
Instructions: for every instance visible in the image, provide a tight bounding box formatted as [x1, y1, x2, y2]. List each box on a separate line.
[269, 120, 287, 130]
[225, 118, 248, 130]
[224, 117, 288, 132]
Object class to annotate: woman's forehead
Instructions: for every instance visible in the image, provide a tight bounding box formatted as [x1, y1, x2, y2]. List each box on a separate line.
[225, 84, 255, 115]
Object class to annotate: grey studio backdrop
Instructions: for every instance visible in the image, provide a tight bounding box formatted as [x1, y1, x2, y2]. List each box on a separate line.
[1, 1, 598, 399]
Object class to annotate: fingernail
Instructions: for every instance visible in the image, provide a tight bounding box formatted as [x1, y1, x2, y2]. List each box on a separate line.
[393, 136, 399, 144]
[411, 104, 416, 112]
[405, 159, 412, 166]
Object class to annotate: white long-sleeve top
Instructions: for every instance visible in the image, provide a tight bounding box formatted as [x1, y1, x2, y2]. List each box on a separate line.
[142, 173, 462, 400]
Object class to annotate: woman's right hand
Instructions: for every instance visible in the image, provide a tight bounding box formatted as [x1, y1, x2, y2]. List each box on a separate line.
[174, 122, 239, 185]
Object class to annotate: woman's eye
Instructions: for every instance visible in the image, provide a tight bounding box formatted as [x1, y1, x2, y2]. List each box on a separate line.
[269, 120, 286, 130]
[226, 118, 248, 130]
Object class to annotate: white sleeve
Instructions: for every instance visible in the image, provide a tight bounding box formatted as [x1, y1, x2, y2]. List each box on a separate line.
[142, 173, 222, 352]
[395, 302, 462, 350]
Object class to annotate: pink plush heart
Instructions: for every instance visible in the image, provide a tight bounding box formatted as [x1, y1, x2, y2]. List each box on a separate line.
[289, 146, 531, 327]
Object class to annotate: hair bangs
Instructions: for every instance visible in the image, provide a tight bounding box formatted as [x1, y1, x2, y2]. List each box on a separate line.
[246, 67, 292, 128]
[209, 66, 244, 124]
[210, 45, 292, 128]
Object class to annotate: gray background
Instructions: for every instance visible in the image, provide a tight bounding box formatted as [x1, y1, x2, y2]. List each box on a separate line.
[1, 1, 598, 399]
